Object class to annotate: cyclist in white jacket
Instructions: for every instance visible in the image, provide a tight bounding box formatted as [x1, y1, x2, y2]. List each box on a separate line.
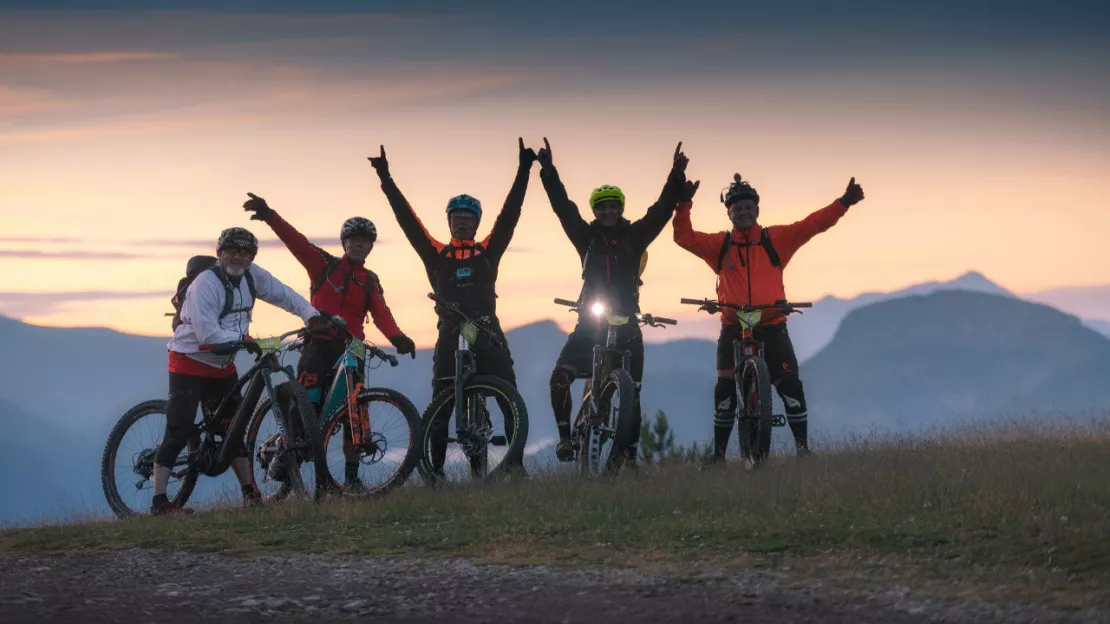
[154, 226, 328, 516]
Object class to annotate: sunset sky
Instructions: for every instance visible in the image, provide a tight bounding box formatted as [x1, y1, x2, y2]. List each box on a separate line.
[2, 1, 1109, 346]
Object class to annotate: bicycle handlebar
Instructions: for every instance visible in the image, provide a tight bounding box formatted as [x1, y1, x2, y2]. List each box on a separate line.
[324, 315, 399, 367]
[199, 327, 304, 356]
[553, 298, 579, 308]
[680, 297, 813, 314]
[553, 298, 678, 328]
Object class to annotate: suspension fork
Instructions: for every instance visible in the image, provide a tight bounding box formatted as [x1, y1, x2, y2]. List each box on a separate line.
[344, 365, 367, 446]
[454, 333, 473, 431]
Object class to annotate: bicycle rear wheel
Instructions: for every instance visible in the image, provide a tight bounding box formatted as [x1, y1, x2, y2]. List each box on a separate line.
[418, 375, 528, 486]
[737, 357, 773, 465]
[101, 400, 198, 518]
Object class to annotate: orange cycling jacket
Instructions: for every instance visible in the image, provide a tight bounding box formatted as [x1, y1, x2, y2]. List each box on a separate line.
[672, 199, 849, 326]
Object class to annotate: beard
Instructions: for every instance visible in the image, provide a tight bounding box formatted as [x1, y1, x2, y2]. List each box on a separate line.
[222, 262, 248, 277]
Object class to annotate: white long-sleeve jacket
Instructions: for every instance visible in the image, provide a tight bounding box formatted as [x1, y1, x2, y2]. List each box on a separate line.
[167, 263, 319, 369]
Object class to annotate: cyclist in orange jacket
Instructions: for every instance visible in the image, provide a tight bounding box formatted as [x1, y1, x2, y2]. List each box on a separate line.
[673, 173, 865, 461]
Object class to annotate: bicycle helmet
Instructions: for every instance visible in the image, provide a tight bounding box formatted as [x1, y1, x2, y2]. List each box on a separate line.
[589, 184, 625, 209]
[721, 173, 760, 207]
[217, 227, 258, 255]
[340, 216, 377, 242]
[446, 194, 482, 219]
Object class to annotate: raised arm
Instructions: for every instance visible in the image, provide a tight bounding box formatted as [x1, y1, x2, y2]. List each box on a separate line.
[537, 137, 590, 250]
[632, 142, 690, 247]
[769, 177, 864, 266]
[672, 199, 728, 272]
[242, 193, 330, 276]
[484, 138, 536, 258]
[368, 145, 443, 263]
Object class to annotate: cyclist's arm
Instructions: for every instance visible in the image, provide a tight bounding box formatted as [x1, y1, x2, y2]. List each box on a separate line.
[249, 264, 320, 324]
[366, 277, 403, 338]
[769, 199, 850, 266]
[258, 211, 329, 276]
[186, 272, 244, 345]
[484, 163, 531, 258]
[380, 176, 444, 263]
[632, 167, 686, 246]
[672, 201, 727, 271]
[539, 165, 589, 249]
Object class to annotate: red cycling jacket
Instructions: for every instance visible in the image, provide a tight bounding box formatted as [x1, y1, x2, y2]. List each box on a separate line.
[261, 212, 402, 341]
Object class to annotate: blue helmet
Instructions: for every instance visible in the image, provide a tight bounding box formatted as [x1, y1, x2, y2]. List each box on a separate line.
[446, 194, 482, 219]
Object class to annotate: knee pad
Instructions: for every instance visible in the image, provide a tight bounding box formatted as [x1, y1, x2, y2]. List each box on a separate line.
[775, 375, 808, 415]
[549, 367, 575, 392]
[156, 424, 192, 467]
[713, 377, 736, 426]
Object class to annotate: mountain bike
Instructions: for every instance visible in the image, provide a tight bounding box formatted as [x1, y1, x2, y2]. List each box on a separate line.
[553, 297, 677, 474]
[101, 328, 328, 518]
[417, 293, 528, 485]
[681, 297, 811, 465]
[255, 317, 422, 500]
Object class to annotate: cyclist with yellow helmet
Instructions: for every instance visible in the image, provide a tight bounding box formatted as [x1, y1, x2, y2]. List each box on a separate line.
[538, 138, 691, 463]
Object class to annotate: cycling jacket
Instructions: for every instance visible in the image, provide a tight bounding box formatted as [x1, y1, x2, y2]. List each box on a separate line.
[167, 263, 318, 369]
[672, 199, 848, 326]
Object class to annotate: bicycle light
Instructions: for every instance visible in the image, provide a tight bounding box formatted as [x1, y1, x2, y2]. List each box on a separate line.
[590, 301, 606, 317]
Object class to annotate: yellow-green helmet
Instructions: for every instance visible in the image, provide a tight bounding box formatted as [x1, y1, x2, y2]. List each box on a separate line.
[589, 184, 625, 209]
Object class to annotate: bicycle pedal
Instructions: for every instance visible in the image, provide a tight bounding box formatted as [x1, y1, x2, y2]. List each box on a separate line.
[490, 435, 507, 446]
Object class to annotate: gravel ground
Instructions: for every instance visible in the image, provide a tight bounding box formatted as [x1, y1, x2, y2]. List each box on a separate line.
[1, 549, 1107, 624]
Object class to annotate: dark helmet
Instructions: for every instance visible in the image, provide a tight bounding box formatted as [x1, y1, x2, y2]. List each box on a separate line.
[340, 216, 377, 243]
[446, 194, 482, 219]
[217, 227, 258, 255]
[721, 173, 760, 207]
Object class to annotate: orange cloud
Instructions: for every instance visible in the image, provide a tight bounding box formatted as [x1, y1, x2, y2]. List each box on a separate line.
[0, 51, 180, 64]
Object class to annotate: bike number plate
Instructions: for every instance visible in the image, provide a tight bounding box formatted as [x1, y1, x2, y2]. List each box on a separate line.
[461, 322, 479, 346]
[606, 314, 630, 326]
[350, 340, 367, 360]
[255, 337, 281, 354]
[737, 309, 762, 329]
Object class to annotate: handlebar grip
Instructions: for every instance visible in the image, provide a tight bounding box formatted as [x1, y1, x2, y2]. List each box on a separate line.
[680, 298, 704, 305]
[553, 298, 579, 308]
[201, 343, 237, 355]
[655, 317, 678, 325]
[427, 292, 443, 304]
[793, 302, 813, 308]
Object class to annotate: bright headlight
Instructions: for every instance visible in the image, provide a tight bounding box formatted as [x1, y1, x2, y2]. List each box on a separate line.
[590, 301, 606, 317]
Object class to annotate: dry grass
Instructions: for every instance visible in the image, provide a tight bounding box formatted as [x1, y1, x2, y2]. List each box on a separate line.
[3, 416, 1109, 608]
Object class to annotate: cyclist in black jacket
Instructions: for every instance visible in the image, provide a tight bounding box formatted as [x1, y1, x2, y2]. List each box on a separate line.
[539, 139, 690, 463]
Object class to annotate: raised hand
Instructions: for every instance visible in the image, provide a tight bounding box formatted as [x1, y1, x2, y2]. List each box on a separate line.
[537, 137, 553, 171]
[519, 137, 537, 169]
[242, 192, 274, 221]
[682, 179, 700, 202]
[840, 176, 865, 207]
[367, 145, 390, 179]
[672, 141, 690, 173]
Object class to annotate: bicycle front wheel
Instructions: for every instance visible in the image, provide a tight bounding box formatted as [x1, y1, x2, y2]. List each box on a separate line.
[738, 357, 773, 465]
[320, 387, 422, 497]
[418, 375, 528, 486]
[583, 368, 636, 475]
[245, 380, 325, 503]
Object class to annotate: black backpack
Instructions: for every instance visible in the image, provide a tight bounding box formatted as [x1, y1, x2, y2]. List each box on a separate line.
[716, 229, 781, 273]
[169, 255, 257, 331]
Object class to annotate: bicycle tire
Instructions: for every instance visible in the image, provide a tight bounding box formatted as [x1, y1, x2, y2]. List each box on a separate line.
[417, 374, 528, 486]
[101, 400, 198, 518]
[589, 368, 636, 474]
[244, 380, 325, 503]
[738, 357, 773, 464]
[320, 387, 422, 497]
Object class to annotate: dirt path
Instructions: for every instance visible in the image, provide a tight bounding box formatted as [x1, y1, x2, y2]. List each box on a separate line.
[1, 549, 1104, 623]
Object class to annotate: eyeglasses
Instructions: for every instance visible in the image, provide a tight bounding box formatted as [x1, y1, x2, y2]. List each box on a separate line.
[222, 248, 255, 260]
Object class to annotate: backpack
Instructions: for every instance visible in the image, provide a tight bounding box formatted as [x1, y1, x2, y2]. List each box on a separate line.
[169, 256, 257, 331]
[307, 246, 381, 320]
[716, 229, 781, 273]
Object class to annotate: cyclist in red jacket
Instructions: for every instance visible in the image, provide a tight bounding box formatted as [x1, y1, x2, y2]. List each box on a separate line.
[243, 194, 415, 492]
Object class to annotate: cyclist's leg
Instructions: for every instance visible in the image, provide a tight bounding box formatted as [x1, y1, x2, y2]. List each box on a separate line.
[761, 323, 809, 454]
[153, 372, 203, 506]
[428, 335, 455, 473]
[298, 338, 350, 481]
[713, 325, 742, 459]
[202, 373, 257, 495]
[550, 321, 595, 457]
